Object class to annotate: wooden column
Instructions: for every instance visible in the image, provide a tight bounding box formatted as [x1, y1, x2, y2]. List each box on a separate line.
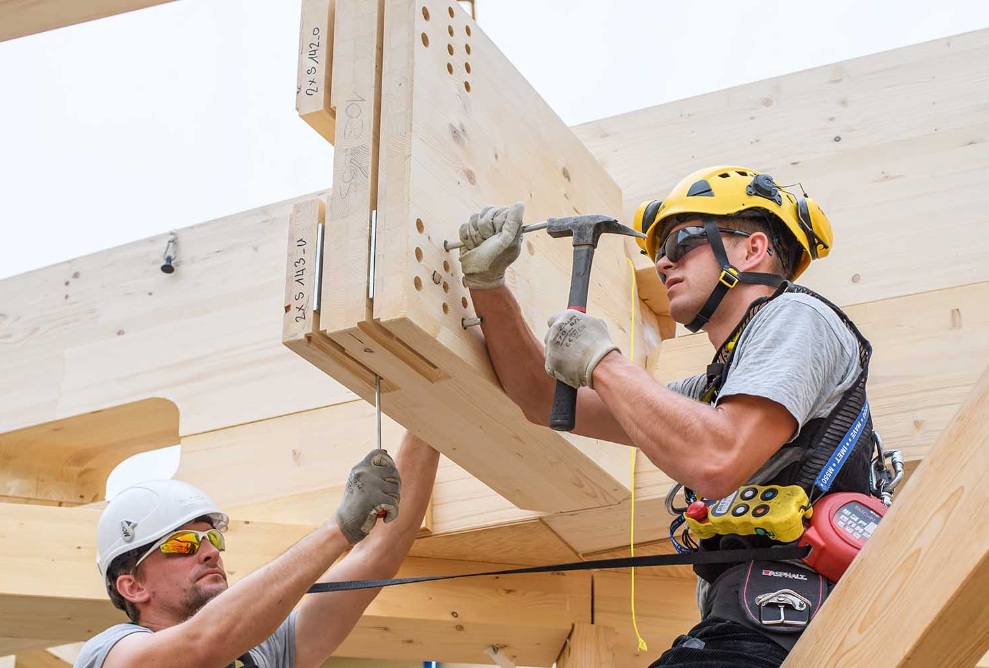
[556, 623, 617, 668]
[784, 362, 989, 666]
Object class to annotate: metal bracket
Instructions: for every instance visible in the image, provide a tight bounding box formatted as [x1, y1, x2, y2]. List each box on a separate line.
[313, 221, 325, 313]
[368, 209, 378, 301]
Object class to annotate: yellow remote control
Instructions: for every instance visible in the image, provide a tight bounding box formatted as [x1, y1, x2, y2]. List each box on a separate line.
[684, 485, 813, 542]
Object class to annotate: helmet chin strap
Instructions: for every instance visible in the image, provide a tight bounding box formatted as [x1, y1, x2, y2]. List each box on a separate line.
[684, 218, 784, 333]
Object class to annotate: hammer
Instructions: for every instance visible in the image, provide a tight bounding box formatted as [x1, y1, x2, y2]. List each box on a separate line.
[546, 214, 646, 431]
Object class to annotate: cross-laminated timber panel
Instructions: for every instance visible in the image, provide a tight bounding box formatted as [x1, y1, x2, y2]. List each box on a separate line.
[285, 0, 662, 513]
[573, 29, 989, 312]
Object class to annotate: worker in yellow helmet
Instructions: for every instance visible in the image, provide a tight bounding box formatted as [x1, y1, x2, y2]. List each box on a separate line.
[457, 167, 879, 667]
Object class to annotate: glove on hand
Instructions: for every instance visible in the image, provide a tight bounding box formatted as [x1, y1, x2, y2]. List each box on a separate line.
[544, 310, 619, 389]
[335, 449, 401, 545]
[458, 201, 524, 289]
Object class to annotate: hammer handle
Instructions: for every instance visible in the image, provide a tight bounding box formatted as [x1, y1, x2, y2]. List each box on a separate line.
[549, 245, 595, 432]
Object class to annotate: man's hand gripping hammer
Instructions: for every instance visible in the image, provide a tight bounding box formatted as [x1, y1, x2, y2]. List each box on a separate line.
[546, 214, 646, 431]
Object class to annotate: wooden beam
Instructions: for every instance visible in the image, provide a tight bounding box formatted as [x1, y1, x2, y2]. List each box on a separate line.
[0, 191, 352, 440]
[11, 649, 70, 668]
[783, 362, 989, 666]
[297, 0, 337, 144]
[555, 623, 617, 668]
[0, 0, 175, 42]
[287, 0, 652, 513]
[0, 398, 177, 505]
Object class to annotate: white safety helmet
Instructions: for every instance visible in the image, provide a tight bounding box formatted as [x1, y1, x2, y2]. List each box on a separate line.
[97, 479, 229, 588]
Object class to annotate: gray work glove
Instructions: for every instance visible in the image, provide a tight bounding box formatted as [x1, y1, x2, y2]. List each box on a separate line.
[544, 310, 620, 389]
[457, 201, 524, 289]
[335, 449, 401, 545]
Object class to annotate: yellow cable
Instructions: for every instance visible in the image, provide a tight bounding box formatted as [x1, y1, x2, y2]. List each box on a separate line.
[625, 257, 648, 653]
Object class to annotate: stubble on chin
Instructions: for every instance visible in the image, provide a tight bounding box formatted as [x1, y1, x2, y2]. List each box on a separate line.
[182, 582, 225, 620]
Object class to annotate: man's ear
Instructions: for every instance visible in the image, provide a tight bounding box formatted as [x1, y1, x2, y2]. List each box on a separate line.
[116, 573, 151, 605]
[744, 231, 774, 266]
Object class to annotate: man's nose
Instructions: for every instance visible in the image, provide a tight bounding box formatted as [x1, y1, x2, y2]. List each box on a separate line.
[197, 539, 220, 562]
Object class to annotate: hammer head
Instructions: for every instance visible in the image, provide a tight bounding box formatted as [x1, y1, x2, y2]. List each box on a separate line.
[546, 214, 647, 247]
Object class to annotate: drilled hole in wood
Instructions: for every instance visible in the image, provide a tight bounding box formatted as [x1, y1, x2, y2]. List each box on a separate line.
[443, 260, 451, 272]
[447, 43, 454, 56]
[447, 62, 454, 75]
[423, 6, 431, 20]
[414, 276, 423, 291]
[464, 81, 471, 93]
[443, 303, 450, 314]
[465, 62, 471, 74]
[448, 25, 454, 37]
[416, 218, 425, 233]
[415, 247, 423, 262]
[442, 281, 450, 293]
[465, 43, 471, 55]
[462, 276, 467, 288]
[421, 32, 430, 47]
[448, 6, 455, 18]
[461, 297, 468, 308]
[465, 25, 471, 36]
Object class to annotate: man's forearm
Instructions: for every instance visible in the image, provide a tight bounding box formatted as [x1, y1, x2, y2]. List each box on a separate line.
[471, 286, 556, 421]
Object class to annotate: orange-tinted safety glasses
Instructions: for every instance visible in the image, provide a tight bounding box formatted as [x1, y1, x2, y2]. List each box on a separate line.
[134, 528, 225, 568]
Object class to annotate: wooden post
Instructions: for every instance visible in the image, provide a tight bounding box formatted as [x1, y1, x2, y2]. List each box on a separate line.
[556, 623, 617, 668]
[784, 362, 989, 666]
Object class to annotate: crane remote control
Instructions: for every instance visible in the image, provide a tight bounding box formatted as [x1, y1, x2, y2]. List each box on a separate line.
[683, 484, 813, 543]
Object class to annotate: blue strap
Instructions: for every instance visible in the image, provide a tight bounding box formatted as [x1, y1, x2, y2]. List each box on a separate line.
[814, 400, 871, 493]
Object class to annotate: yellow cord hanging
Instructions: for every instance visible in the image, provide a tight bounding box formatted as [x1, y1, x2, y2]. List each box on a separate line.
[625, 257, 649, 653]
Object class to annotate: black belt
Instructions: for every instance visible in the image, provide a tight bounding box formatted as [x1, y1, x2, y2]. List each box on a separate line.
[307, 544, 811, 593]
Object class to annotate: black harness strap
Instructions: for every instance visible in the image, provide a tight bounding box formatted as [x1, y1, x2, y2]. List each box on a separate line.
[307, 545, 811, 593]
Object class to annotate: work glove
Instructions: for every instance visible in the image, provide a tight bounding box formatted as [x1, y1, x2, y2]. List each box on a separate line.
[335, 449, 401, 545]
[457, 201, 524, 289]
[544, 310, 619, 389]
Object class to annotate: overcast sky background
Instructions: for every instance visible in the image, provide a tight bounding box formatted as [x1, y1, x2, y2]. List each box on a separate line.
[3, 0, 989, 283]
[4, 0, 989, 494]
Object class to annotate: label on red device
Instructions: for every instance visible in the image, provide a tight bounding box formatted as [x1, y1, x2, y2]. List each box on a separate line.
[799, 492, 887, 582]
[834, 500, 882, 547]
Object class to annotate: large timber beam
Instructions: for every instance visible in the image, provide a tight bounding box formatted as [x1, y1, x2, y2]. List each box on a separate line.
[283, 0, 659, 514]
[0, 0, 176, 42]
[784, 362, 989, 667]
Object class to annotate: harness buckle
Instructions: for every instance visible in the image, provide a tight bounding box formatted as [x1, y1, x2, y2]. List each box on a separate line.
[754, 589, 811, 627]
[719, 268, 740, 289]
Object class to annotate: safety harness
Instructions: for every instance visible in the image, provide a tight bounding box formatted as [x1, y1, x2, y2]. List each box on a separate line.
[666, 282, 894, 649]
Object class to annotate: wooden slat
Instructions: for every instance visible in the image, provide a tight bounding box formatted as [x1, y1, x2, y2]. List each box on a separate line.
[296, 0, 337, 144]
[573, 29, 989, 311]
[0, 0, 174, 42]
[784, 362, 989, 666]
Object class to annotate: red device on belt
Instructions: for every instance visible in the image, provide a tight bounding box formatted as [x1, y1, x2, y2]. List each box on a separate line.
[799, 493, 887, 582]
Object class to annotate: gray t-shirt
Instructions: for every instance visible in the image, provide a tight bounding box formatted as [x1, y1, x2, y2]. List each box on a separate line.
[73, 611, 296, 668]
[669, 292, 860, 464]
[668, 293, 862, 613]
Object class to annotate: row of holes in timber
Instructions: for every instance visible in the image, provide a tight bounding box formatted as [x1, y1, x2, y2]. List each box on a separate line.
[420, 5, 473, 92]
[413, 217, 469, 316]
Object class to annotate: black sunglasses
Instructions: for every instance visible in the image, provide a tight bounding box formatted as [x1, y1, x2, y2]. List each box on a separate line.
[658, 226, 752, 263]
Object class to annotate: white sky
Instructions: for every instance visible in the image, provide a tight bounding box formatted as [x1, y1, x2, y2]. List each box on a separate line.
[2, 0, 989, 282]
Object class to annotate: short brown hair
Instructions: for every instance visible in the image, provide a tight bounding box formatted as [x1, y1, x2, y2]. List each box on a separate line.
[718, 212, 802, 280]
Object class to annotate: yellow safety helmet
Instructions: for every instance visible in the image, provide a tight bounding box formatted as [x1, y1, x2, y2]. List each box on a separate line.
[633, 166, 833, 280]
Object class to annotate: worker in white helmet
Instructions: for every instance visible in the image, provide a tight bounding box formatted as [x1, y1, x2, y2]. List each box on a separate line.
[75, 431, 439, 668]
